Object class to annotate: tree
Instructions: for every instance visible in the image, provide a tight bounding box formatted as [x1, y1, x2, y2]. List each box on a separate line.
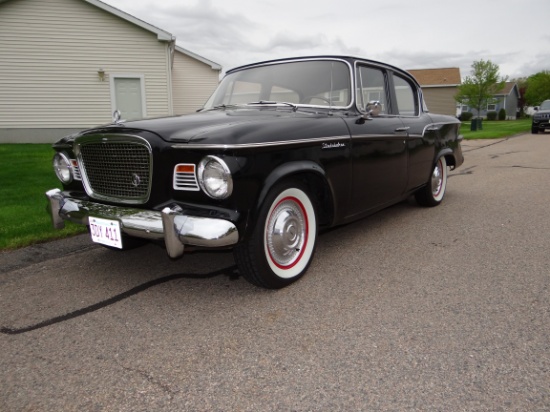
[511, 77, 528, 118]
[524, 71, 550, 106]
[455, 60, 506, 118]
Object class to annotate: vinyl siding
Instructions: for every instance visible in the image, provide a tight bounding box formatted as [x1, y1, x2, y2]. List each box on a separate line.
[0, 0, 172, 129]
[421, 87, 458, 117]
[172, 50, 220, 115]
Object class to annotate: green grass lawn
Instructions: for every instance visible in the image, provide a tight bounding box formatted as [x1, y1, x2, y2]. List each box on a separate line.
[461, 118, 531, 139]
[0, 144, 85, 250]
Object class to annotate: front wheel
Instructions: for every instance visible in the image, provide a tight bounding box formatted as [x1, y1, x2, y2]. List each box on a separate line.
[234, 181, 318, 289]
[415, 156, 448, 207]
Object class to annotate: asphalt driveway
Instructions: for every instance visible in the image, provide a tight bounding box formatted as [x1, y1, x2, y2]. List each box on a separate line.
[1, 133, 549, 411]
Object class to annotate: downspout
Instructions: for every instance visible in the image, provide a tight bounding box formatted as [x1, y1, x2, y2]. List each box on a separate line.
[166, 37, 176, 115]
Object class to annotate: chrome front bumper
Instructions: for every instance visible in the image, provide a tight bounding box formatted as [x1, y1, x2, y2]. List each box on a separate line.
[46, 189, 239, 258]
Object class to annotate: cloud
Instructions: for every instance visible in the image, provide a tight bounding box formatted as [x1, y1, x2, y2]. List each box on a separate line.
[101, 0, 550, 78]
[515, 53, 550, 78]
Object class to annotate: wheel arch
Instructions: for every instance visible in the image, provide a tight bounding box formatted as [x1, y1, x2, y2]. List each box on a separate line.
[256, 161, 335, 228]
[436, 147, 457, 169]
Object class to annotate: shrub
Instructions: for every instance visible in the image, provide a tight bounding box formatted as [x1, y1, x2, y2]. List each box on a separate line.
[498, 108, 506, 120]
[487, 111, 497, 121]
[460, 112, 473, 121]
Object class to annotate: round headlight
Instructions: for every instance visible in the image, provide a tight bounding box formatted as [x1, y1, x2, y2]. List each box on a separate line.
[198, 156, 233, 199]
[53, 152, 73, 184]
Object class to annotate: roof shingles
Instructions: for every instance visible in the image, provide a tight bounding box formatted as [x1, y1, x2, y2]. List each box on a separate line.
[407, 68, 461, 86]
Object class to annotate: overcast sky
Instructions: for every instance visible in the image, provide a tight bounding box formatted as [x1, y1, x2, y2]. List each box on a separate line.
[101, 0, 550, 80]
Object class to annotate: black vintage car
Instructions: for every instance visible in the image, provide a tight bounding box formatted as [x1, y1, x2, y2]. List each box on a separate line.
[47, 56, 464, 289]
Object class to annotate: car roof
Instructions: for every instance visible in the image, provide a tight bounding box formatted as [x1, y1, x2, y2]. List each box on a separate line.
[226, 55, 419, 87]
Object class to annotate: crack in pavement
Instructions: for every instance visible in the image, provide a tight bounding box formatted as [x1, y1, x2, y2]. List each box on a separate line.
[115, 359, 178, 401]
[461, 138, 509, 152]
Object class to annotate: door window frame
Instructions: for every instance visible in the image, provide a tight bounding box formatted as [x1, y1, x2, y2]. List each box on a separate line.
[355, 64, 390, 115]
[391, 73, 419, 117]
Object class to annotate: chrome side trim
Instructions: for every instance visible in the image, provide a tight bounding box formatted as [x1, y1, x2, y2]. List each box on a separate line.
[422, 122, 460, 136]
[351, 134, 409, 140]
[46, 189, 239, 258]
[171, 135, 350, 150]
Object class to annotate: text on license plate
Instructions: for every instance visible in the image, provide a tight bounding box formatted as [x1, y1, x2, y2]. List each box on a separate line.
[89, 217, 123, 249]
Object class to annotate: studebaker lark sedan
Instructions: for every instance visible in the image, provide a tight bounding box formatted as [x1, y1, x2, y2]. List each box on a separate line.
[47, 56, 464, 288]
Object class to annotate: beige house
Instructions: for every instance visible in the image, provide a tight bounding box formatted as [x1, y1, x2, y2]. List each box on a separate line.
[407, 68, 461, 117]
[0, 0, 221, 143]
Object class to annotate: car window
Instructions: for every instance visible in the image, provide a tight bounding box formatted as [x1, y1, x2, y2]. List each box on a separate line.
[222, 80, 262, 105]
[204, 60, 351, 108]
[356, 66, 387, 114]
[393, 74, 418, 116]
[271, 85, 300, 104]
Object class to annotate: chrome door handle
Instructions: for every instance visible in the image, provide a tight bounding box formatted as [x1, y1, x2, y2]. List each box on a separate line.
[395, 127, 410, 132]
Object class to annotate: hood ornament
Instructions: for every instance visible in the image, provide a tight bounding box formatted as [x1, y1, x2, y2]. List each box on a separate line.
[112, 110, 125, 125]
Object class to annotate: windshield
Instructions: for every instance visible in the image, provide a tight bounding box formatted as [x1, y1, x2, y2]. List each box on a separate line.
[540, 100, 550, 110]
[203, 60, 352, 110]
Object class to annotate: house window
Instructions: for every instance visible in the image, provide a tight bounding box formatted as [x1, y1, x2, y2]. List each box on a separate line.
[487, 104, 496, 111]
[461, 105, 469, 112]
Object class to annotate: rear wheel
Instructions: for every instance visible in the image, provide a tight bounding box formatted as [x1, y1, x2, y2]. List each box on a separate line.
[234, 180, 317, 289]
[415, 156, 448, 207]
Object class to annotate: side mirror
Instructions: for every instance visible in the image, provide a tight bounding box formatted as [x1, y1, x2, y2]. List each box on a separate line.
[358, 100, 382, 122]
[366, 100, 382, 117]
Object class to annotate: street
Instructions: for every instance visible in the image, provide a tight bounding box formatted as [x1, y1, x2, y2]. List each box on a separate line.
[1, 133, 549, 411]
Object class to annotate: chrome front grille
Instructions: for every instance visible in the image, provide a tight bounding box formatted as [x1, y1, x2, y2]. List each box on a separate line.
[76, 135, 152, 204]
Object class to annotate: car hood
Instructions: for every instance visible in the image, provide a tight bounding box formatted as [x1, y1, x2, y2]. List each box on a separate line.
[60, 108, 350, 146]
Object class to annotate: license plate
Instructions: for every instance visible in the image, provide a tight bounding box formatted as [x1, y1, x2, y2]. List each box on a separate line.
[89, 217, 123, 249]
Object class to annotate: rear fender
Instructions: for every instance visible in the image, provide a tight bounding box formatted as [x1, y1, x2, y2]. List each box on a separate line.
[435, 147, 455, 169]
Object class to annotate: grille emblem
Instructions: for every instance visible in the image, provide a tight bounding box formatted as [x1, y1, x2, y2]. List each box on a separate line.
[131, 173, 141, 187]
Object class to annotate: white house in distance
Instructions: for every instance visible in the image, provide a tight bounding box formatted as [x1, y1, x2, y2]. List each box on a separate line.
[0, 0, 222, 143]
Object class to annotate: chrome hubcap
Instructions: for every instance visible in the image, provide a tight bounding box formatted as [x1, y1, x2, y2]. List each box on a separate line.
[267, 199, 306, 267]
[431, 161, 443, 196]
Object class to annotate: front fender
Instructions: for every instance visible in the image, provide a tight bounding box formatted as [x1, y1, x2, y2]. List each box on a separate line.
[256, 160, 326, 212]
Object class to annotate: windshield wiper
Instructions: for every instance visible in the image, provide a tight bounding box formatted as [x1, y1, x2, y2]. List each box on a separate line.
[247, 101, 298, 111]
[208, 103, 243, 110]
[212, 104, 230, 109]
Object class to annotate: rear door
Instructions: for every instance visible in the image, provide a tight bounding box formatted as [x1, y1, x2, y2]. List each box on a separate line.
[390, 72, 437, 190]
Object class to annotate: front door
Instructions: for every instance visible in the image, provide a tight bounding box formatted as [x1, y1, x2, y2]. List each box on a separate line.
[113, 77, 144, 120]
